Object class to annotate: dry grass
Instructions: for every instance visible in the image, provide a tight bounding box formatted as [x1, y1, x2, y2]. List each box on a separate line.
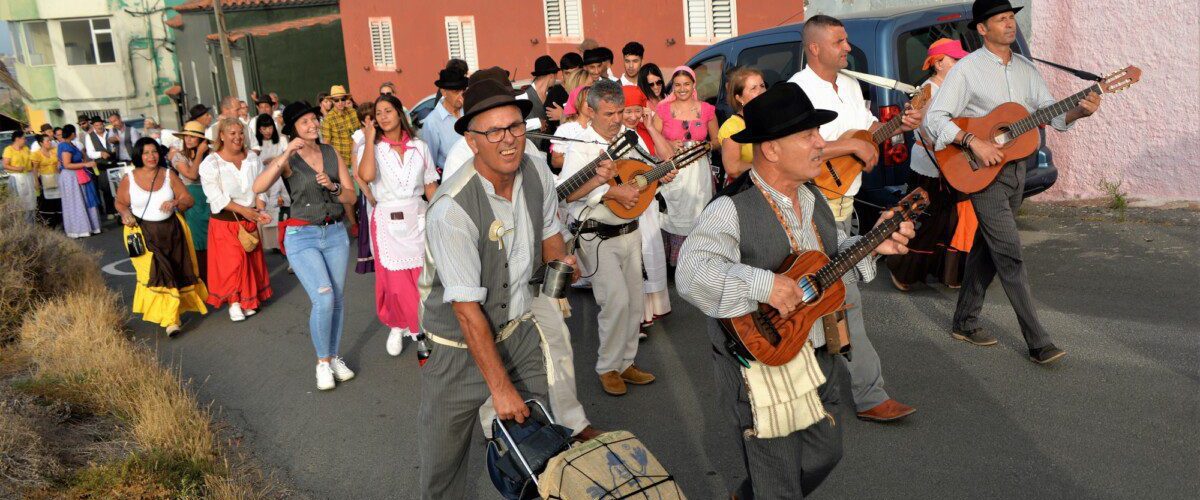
[0, 402, 62, 494]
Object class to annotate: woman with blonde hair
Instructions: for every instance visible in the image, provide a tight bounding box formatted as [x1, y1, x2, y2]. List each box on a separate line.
[550, 79, 593, 170]
[200, 117, 273, 322]
[717, 66, 767, 184]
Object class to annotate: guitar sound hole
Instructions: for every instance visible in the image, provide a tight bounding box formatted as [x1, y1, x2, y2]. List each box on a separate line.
[995, 126, 1011, 146]
[798, 276, 821, 305]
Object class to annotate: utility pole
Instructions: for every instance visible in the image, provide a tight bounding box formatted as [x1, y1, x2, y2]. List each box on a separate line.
[213, 0, 238, 98]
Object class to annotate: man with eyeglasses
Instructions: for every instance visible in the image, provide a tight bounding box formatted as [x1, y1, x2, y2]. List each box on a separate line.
[417, 68, 580, 498]
[559, 78, 677, 397]
[320, 85, 362, 232]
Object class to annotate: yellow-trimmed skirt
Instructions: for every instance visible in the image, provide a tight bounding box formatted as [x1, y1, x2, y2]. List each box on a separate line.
[125, 213, 209, 327]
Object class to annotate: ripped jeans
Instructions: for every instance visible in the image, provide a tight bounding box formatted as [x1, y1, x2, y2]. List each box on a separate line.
[284, 222, 350, 358]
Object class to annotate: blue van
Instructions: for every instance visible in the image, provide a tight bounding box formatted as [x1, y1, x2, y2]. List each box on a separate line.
[685, 2, 1057, 227]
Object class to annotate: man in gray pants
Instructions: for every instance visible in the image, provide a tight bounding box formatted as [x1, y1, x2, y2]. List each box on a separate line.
[417, 73, 580, 499]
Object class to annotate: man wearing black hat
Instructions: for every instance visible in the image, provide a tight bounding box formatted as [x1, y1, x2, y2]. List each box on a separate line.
[926, 0, 1100, 365]
[526, 55, 561, 151]
[677, 81, 914, 498]
[620, 41, 644, 86]
[416, 70, 580, 499]
[420, 67, 470, 174]
[583, 46, 616, 83]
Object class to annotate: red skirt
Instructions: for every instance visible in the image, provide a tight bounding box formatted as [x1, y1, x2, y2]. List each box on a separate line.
[206, 218, 273, 309]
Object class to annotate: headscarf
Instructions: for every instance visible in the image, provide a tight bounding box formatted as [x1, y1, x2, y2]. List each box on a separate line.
[662, 65, 697, 104]
[922, 38, 970, 70]
[622, 85, 647, 108]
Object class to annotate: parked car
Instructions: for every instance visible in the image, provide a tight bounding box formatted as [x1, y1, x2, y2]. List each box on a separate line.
[410, 79, 533, 131]
[685, 2, 1057, 228]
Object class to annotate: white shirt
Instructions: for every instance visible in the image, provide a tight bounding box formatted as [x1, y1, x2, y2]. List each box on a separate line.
[362, 139, 439, 204]
[83, 130, 109, 161]
[908, 81, 941, 178]
[789, 66, 878, 201]
[557, 124, 650, 225]
[255, 137, 289, 165]
[620, 74, 638, 87]
[442, 136, 546, 181]
[199, 151, 266, 214]
[551, 120, 587, 155]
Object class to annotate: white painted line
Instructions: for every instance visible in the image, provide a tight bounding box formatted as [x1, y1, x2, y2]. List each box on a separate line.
[101, 258, 136, 276]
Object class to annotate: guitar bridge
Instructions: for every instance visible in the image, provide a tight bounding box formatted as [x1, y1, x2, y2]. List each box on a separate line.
[963, 148, 982, 171]
[751, 311, 782, 346]
[825, 161, 843, 186]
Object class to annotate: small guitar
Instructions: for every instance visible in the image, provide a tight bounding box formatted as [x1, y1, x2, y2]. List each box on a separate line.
[719, 188, 929, 367]
[815, 84, 933, 200]
[554, 130, 639, 201]
[603, 142, 710, 220]
[937, 66, 1141, 194]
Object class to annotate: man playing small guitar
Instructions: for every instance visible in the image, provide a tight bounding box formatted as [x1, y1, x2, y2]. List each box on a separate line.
[676, 81, 914, 498]
[789, 13, 923, 423]
[925, 0, 1102, 365]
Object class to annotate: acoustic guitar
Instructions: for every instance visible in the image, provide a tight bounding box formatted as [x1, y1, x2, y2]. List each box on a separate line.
[554, 130, 639, 201]
[603, 142, 710, 220]
[815, 84, 932, 200]
[718, 188, 929, 367]
[936, 66, 1141, 194]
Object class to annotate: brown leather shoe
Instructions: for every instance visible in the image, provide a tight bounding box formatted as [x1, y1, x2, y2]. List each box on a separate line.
[856, 399, 916, 422]
[891, 273, 912, 292]
[620, 365, 656, 385]
[600, 371, 627, 396]
[572, 425, 603, 443]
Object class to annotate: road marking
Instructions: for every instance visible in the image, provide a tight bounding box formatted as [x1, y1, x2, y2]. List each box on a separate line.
[101, 258, 136, 276]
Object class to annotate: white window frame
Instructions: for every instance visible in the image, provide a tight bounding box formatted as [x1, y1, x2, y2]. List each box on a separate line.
[368, 17, 396, 71]
[444, 16, 479, 74]
[61, 17, 117, 66]
[543, 0, 584, 44]
[683, 0, 738, 46]
[23, 21, 55, 66]
[11, 23, 25, 65]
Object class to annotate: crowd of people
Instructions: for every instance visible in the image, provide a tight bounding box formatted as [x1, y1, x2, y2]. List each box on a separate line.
[0, 1, 1105, 496]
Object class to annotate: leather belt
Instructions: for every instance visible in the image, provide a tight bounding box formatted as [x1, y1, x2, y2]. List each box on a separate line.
[425, 312, 536, 349]
[574, 219, 639, 239]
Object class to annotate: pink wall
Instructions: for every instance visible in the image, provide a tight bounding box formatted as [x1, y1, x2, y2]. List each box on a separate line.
[1032, 0, 1200, 202]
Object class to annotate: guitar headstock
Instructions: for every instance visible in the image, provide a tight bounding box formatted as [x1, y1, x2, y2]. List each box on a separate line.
[894, 187, 931, 222]
[1100, 66, 1141, 94]
[909, 83, 933, 111]
[610, 130, 639, 157]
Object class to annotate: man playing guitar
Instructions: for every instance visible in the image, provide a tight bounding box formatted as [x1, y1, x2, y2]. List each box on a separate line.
[789, 13, 923, 422]
[924, 0, 1101, 364]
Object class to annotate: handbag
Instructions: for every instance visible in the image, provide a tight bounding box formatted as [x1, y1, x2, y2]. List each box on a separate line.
[232, 211, 260, 252]
[125, 168, 161, 258]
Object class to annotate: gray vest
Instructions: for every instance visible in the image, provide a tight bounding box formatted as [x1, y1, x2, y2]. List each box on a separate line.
[282, 144, 345, 223]
[419, 157, 545, 341]
[707, 179, 838, 351]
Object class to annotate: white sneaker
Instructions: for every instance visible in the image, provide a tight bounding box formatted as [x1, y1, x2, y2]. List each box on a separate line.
[386, 328, 405, 356]
[245, 308, 257, 317]
[315, 362, 335, 390]
[229, 303, 246, 322]
[330, 357, 355, 382]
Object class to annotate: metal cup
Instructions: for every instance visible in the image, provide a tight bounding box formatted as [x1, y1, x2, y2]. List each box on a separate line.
[541, 260, 573, 299]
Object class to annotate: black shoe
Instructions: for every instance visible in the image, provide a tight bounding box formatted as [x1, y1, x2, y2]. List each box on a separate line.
[951, 328, 998, 346]
[1029, 345, 1066, 365]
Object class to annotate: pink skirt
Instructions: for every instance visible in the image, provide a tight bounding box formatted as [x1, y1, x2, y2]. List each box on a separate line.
[375, 265, 421, 330]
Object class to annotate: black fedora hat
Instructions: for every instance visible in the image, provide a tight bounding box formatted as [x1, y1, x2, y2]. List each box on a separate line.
[559, 52, 583, 71]
[531, 55, 560, 77]
[969, 0, 1023, 29]
[731, 82, 837, 144]
[454, 77, 533, 135]
[187, 105, 211, 122]
[434, 68, 469, 90]
[281, 100, 320, 137]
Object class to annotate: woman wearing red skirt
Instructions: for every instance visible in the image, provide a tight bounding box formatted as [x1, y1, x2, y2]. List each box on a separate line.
[200, 117, 273, 321]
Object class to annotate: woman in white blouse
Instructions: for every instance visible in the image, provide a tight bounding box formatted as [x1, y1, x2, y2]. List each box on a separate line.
[200, 117, 273, 322]
[252, 113, 289, 252]
[356, 94, 439, 356]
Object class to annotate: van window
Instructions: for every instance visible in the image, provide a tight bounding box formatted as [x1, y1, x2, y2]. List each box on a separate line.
[690, 55, 726, 106]
[897, 21, 1022, 87]
[737, 42, 802, 87]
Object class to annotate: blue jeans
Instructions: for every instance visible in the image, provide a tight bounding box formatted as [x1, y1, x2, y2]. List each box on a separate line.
[284, 222, 350, 359]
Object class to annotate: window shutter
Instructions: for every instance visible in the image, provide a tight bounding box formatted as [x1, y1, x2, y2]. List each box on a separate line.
[544, 0, 583, 43]
[369, 18, 395, 70]
[684, 0, 738, 45]
[445, 16, 479, 73]
[711, 0, 734, 38]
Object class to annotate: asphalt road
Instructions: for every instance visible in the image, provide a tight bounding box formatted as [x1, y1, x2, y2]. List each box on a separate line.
[85, 204, 1199, 499]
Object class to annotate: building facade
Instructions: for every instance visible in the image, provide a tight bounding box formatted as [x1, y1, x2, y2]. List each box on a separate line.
[170, 0, 348, 112]
[339, 0, 803, 105]
[1, 0, 184, 129]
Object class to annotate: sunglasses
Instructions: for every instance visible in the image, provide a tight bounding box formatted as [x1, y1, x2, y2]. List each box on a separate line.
[648, 80, 663, 87]
[331, 97, 348, 103]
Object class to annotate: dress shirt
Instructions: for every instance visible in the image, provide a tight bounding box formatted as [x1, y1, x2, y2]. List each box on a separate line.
[199, 151, 267, 214]
[419, 99, 461, 171]
[106, 126, 142, 162]
[676, 169, 877, 348]
[425, 157, 561, 320]
[557, 124, 651, 225]
[84, 130, 109, 161]
[924, 48, 1072, 150]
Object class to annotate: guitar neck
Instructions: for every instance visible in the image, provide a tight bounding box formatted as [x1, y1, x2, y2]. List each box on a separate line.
[814, 214, 905, 289]
[1007, 83, 1102, 138]
[556, 152, 608, 200]
[870, 112, 905, 144]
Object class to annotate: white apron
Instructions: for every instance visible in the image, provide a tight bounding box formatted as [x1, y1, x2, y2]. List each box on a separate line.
[658, 155, 712, 235]
[373, 198, 426, 271]
[8, 172, 37, 210]
[638, 199, 668, 294]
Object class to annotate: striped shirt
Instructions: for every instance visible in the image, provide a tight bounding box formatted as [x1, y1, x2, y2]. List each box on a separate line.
[924, 48, 1073, 150]
[676, 169, 877, 349]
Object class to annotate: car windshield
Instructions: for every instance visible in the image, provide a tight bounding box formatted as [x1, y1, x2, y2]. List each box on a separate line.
[897, 20, 1022, 87]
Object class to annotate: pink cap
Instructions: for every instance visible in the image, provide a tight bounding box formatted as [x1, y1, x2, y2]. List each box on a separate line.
[924, 39, 970, 69]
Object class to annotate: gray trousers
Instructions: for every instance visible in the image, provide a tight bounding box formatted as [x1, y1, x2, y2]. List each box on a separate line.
[417, 323, 548, 500]
[712, 342, 852, 499]
[579, 229, 644, 375]
[952, 160, 1051, 349]
[836, 217, 891, 412]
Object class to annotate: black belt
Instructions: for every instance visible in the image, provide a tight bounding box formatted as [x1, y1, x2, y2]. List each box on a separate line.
[574, 219, 638, 239]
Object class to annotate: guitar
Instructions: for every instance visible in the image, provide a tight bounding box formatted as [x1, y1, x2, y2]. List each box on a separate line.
[815, 84, 932, 199]
[937, 66, 1141, 194]
[553, 130, 639, 201]
[603, 142, 711, 220]
[718, 188, 929, 367]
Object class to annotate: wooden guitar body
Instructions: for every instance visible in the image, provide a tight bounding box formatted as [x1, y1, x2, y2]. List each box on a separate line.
[603, 159, 656, 219]
[936, 102, 1041, 194]
[719, 250, 846, 367]
[814, 129, 873, 200]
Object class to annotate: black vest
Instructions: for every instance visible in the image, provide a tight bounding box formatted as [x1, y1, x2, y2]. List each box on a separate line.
[282, 144, 345, 223]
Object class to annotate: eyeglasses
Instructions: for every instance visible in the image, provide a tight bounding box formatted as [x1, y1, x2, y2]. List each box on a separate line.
[468, 121, 527, 143]
[331, 97, 347, 103]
